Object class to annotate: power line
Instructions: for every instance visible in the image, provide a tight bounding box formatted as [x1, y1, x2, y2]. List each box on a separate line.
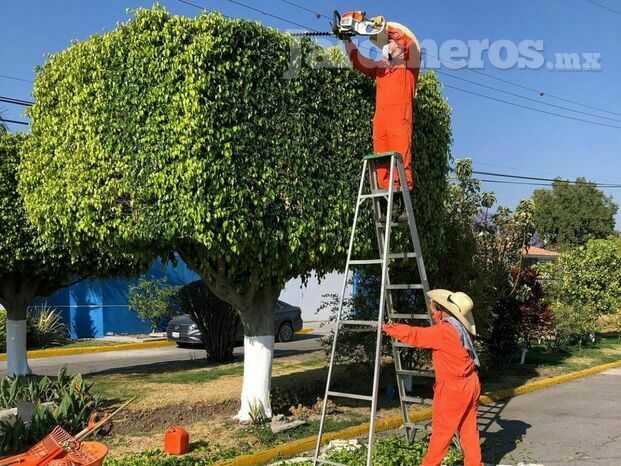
[276, 0, 329, 20]
[0, 73, 33, 84]
[473, 171, 621, 187]
[176, 0, 224, 15]
[476, 178, 621, 189]
[435, 70, 621, 123]
[585, 0, 621, 16]
[443, 84, 621, 130]
[0, 118, 29, 126]
[0, 96, 35, 107]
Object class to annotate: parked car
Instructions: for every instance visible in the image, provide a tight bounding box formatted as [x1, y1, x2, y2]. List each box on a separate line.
[166, 300, 303, 347]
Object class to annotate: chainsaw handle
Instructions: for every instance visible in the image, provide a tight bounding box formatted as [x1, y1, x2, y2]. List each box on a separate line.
[332, 10, 341, 36]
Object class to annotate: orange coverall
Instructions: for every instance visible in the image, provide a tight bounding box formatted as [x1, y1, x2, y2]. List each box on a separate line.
[383, 322, 482, 466]
[345, 28, 420, 190]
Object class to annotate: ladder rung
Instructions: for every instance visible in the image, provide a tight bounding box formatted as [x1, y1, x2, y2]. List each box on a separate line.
[386, 284, 424, 290]
[404, 422, 431, 432]
[375, 221, 408, 228]
[314, 459, 349, 466]
[339, 320, 379, 327]
[402, 395, 432, 404]
[387, 252, 417, 259]
[349, 259, 383, 265]
[392, 341, 414, 348]
[389, 313, 429, 320]
[327, 391, 373, 402]
[397, 369, 435, 378]
[359, 192, 389, 200]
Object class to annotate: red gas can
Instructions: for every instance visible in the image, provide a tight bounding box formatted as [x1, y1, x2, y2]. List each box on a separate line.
[165, 426, 190, 455]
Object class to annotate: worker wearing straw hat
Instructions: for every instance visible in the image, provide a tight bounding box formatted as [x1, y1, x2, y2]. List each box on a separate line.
[383, 290, 482, 466]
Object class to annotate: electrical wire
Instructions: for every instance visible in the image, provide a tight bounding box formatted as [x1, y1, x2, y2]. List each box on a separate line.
[0, 73, 34, 84]
[275, 0, 329, 20]
[0, 118, 29, 126]
[0, 96, 35, 107]
[443, 84, 621, 130]
[473, 171, 621, 187]
[585, 0, 621, 16]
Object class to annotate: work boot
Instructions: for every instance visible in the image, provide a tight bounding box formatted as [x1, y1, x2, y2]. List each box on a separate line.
[377, 197, 400, 223]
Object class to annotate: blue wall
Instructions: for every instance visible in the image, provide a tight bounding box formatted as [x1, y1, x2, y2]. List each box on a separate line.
[39, 256, 200, 339]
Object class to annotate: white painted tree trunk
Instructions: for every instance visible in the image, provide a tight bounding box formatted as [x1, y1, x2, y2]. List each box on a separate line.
[6, 319, 31, 376]
[235, 335, 274, 421]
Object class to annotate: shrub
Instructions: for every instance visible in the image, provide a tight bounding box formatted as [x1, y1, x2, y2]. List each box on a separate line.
[1, 305, 68, 353]
[0, 368, 101, 456]
[128, 277, 180, 332]
[543, 302, 599, 351]
[482, 267, 551, 368]
[176, 280, 240, 363]
[26, 303, 70, 349]
[319, 435, 463, 466]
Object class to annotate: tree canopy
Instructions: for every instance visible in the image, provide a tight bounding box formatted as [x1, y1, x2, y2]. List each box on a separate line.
[532, 178, 618, 249]
[541, 236, 621, 315]
[20, 6, 452, 310]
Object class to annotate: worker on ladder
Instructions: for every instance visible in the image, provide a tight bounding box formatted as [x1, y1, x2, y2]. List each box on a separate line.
[342, 22, 421, 220]
[383, 290, 483, 466]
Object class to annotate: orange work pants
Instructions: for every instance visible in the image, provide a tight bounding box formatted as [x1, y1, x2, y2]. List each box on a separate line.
[422, 373, 482, 466]
[372, 104, 414, 190]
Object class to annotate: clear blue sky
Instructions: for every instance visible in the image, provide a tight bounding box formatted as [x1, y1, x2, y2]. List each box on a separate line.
[1, 0, 620, 227]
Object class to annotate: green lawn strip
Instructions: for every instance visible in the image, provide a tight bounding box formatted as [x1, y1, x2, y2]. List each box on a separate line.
[89, 357, 326, 403]
[479, 336, 621, 392]
[61, 339, 129, 349]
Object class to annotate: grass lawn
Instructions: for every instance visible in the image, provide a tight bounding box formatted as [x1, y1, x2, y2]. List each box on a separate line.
[59, 339, 130, 349]
[90, 335, 621, 465]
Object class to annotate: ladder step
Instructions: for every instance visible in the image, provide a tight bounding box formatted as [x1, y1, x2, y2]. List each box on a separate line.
[349, 259, 383, 265]
[339, 320, 379, 327]
[404, 422, 431, 432]
[396, 369, 435, 378]
[359, 192, 389, 200]
[375, 220, 408, 228]
[386, 284, 424, 290]
[389, 313, 429, 320]
[392, 341, 414, 348]
[402, 395, 432, 405]
[314, 459, 349, 466]
[327, 391, 373, 402]
[387, 252, 417, 259]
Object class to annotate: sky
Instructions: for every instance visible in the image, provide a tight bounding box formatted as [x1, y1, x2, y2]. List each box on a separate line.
[1, 0, 620, 228]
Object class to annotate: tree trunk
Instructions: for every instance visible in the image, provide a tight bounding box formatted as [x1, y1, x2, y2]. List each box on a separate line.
[234, 295, 276, 422]
[6, 305, 31, 376]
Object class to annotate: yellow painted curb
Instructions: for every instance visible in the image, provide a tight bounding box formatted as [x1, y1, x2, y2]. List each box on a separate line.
[0, 340, 175, 362]
[215, 358, 621, 466]
[295, 328, 313, 335]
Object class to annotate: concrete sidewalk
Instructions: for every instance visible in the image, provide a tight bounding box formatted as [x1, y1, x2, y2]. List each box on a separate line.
[479, 367, 621, 465]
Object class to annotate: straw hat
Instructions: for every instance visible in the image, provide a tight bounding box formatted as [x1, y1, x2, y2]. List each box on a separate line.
[371, 22, 420, 53]
[427, 289, 476, 336]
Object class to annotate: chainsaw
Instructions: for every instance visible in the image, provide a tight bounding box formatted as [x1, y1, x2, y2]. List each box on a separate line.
[292, 10, 386, 39]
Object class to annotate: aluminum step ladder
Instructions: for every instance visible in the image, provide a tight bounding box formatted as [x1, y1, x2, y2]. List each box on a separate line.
[313, 151, 435, 466]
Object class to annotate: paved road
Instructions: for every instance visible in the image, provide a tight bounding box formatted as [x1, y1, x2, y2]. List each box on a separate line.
[0, 325, 326, 377]
[480, 367, 621, 465]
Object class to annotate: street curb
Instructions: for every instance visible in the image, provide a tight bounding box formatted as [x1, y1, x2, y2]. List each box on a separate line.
[215, 358, 621, 466]
[0, 340, 176, 362]
[0, 329, 313, 362]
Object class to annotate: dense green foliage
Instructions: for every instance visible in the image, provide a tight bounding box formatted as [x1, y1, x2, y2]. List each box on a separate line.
[0, 368, 101, 455]
[532, 178, 618, 249]
[129, 277, 180, 331]
[20, 5, 451, 332]
[540, 236, 621, 315]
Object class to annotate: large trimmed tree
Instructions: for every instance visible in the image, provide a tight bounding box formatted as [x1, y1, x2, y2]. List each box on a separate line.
[1, 132, 142, 375]
[20, 7, 451, 419]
